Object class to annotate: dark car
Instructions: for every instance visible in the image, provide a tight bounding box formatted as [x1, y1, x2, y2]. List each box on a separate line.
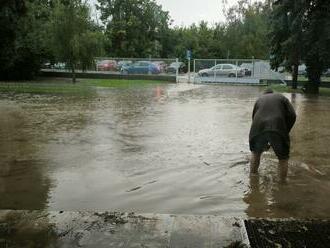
[240, 63, 253, 76]
[166, 62, 186, 74]
[121, 61, 160, 75]
[97, 60, 117, 71]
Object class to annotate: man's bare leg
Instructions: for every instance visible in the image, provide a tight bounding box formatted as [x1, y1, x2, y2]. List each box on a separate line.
[278, 159, 289, 183]
[250, 152, 261, 174]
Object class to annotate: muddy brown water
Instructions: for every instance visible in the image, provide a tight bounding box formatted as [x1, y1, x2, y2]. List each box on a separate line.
[1, 84, 330, 219]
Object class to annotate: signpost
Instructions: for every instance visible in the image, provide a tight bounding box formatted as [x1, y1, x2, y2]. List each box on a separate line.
[187, 50, 192, 83]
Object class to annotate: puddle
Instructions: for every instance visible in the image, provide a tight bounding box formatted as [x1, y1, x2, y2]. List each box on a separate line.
[1, 85, 330, 218]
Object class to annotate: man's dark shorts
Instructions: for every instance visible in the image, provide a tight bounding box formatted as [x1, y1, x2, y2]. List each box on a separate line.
[249, 131, 290, 160]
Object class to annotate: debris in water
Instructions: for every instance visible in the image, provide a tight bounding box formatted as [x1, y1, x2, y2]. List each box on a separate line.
[126, 186, 142, 192]
[230, 160, 249, 168]
[94, 212, 128, 224]
[224, 241, 247, 248]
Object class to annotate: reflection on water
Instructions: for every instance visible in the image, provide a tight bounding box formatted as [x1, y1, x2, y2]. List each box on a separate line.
[1, 85, 330, 218]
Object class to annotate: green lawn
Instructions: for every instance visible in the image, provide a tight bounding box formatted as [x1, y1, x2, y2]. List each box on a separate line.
[298, 75, 330, 82]
[82, 79, 172, 88]
[0, 78, 173, 95]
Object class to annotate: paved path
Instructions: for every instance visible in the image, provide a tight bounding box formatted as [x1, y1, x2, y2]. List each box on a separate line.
[0, 210, 248, 247]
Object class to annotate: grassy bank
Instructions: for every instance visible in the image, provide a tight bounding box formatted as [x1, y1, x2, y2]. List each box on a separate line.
[298, 75, 330, 82]
[82, 79, 172, 88]
[0, 78, 173, 95]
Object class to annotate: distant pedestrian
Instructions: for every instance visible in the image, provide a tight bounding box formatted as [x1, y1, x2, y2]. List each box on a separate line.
[249, 89, 296, 182]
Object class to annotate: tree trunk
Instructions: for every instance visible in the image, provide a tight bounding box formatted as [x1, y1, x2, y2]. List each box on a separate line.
[292, 63, 298, 89]
[71, 64, 76, 84]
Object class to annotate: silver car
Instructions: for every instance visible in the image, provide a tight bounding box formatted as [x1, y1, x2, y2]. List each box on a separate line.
[198, 63, 244, 77]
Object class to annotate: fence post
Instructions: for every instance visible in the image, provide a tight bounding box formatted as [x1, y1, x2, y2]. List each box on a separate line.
[236, 60, 238, 78]
[252, 56, 255, 77]
[194, 59, 196, 75]
[214, 59, 216, 82]
[176, 58, 179, 83]
[188, 58, 191, 83]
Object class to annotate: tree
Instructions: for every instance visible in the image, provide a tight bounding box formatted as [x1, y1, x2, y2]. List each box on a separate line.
[97, 0, 171, 58]
[269, 0, 330, 93]
[303, 0, 330, 93]
[269, 0, 306, 89]
[50, 0, 104, 82]
[223, 0, 270, 59]
[0, 0, 47, 80]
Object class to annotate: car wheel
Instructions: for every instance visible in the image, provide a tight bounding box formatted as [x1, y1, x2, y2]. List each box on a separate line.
[121, 70, 128, 75]
[228, 73, 236, 77]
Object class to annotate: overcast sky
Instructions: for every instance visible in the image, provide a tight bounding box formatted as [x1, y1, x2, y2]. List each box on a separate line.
[90, 0, 258, 27]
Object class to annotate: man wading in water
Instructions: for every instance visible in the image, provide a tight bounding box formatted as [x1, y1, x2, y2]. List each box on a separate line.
[249, 89, 296, 182]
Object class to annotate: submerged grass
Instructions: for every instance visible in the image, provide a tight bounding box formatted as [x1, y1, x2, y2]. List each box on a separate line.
[0, 78, 172, 95]
[82, 79, 172, 88]
[0, 82, 94, 95]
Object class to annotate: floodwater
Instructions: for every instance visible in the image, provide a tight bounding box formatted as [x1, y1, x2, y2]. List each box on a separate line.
[1, 84, 330, 219]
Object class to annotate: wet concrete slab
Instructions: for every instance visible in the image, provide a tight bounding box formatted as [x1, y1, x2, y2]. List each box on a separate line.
[0, 210, 248, 248]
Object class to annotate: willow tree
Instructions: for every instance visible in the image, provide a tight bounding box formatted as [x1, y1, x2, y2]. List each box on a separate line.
[50, 0, 103, 82]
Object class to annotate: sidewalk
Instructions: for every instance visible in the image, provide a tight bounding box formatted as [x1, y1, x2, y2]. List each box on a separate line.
[1, 210, 330, 247]
[0, 210, 248, 247]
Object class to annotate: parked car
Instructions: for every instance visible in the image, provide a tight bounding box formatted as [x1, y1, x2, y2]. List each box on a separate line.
[97, 60, 117, 71]
[53, 62, 66, 70]
[121, 61, 160, 74]
[166, 62, 186, 74]
[198, 63, 244, 77]
[117, 60, 132, 71]
[298, 64, 307, 76]
[323, 68, 330, 77]
[41, 61, 52, 69]
[240, 63, 253, 76]
[152, 61, 167, 73]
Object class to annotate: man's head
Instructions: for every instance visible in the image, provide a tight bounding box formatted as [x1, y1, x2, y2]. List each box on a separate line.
[263, 88, 274, 94]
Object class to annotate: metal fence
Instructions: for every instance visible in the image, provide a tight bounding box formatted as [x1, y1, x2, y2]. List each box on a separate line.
[42, 57, 185, 80]
[192, 59, 286, 84]
[41, 58, 288, 84]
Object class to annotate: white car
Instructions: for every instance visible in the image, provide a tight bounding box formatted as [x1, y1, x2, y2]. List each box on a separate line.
[198, 63, 244, 77]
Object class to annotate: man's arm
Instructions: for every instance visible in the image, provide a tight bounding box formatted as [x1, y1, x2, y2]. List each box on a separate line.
[252, 101, 258, 119]
[284, 98, 296, 132]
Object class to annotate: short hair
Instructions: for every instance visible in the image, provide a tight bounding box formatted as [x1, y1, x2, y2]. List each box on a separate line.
[263, 88, 274, 94]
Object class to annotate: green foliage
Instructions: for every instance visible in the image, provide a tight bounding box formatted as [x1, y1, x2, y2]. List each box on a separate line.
[269, 0, 330, 90]
[97, 0, 171, 58]
[164, 1, 270, 61]
[224, 0, 270, 59]
[50, 0, 104, 81]
[303, 0, 330, 85]
[0, 82, 94, 95]
[0, 0, 50, 80]
[269, 0, 306, 87]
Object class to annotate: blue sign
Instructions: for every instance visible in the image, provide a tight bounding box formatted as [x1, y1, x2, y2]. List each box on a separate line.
[186, 50, 192, 60]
